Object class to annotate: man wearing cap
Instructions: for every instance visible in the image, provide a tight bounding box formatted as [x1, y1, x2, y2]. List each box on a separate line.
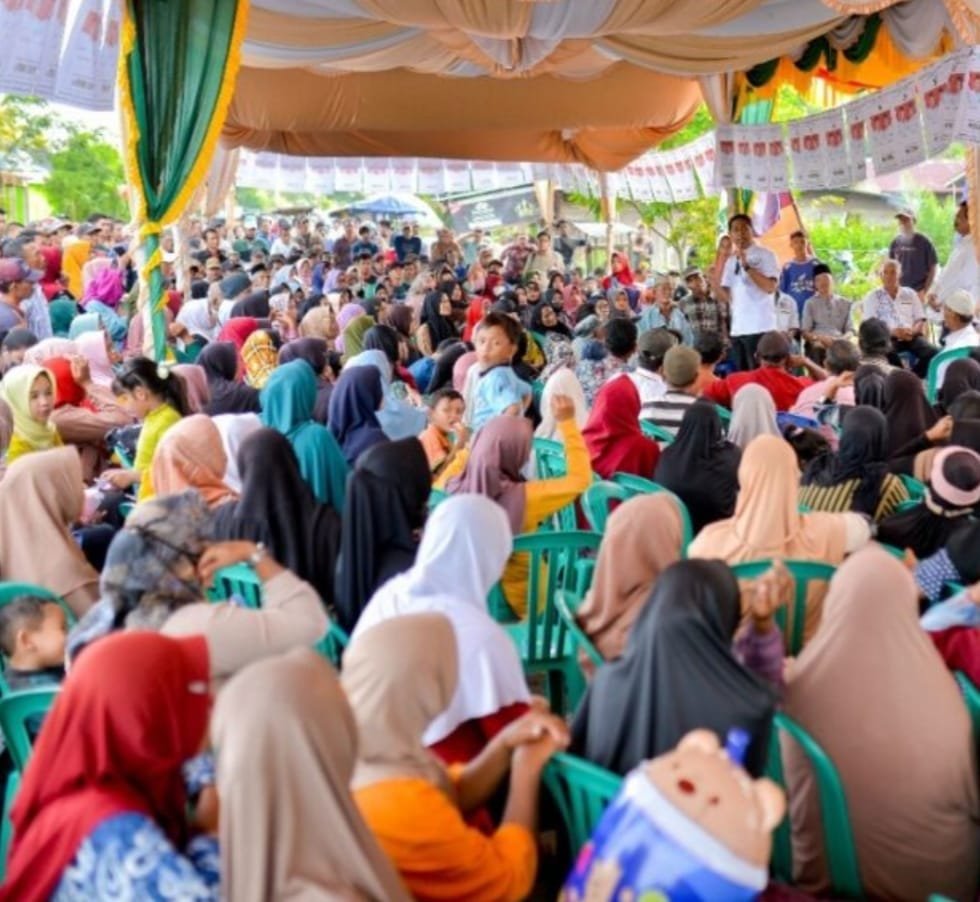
[801, 263, 853, 363]
[718, 213, 779, 372]
[0, 258, 40, 334]
[928, 201, 978, 313]
[888, 209, 938, 295]
[940, 290, 978, 352]
[679, 267, 728, 345]
[862, 259, 937, 376]
[630, 328, 676, 407]
[204, 257, 224, 283]
[779, 230, 821, 318]
[640, 345, 702, 437]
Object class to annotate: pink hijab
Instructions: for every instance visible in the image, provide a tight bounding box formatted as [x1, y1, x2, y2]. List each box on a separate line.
[82, 266, 124, 309]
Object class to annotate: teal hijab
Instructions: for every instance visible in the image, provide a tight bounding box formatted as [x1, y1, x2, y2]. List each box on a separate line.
[259, 360, 348, 511]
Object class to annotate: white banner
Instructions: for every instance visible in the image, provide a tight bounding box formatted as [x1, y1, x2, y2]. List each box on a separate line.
[52, 0, 118, 110]
[0, 0, 68, 100]
[952, 46, 980, 145]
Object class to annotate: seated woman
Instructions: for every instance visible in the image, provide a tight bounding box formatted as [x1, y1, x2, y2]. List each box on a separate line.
[347, 335, 427, 440]
[655, 401, 740, 533]
[445, 399, 591, 618]
[576, 494, 685, 662]
[198, 341, 261, 416]
[883, 368, 937, 470]
[799, 406, 909, 522]
[0, 363, 62, 465]
[102, 358, 190, 502]
[877, 446, 980, 559]
[0, 447, 100, 617]
[65, 491, 328, 679]
[260, 359, 347, 511]
[417, 289, 458, 358]
[328, 365, 389, 467]
[278, 337, 334, 424]
[150, 414, 238, 509]
[80, 263, 128, 346]
[334, 438, 430, 633]
[784, 546, 979, 901]
[908, 389, 980, 481]
[2, 632, 216, 901]
[727, 383, 780, 450]
[241, 329, 279, 389]
[213, 648, 410, 901]
[172, 364, 210, 414]
[572, 560, 781, 779]
[354, 495, 530, 765]
[582, 375, 660, 479]
[74, 329, 119, 389]
[212, 428, 340, 610]
[342, 614, 568, 902]
[534, 361, 587, 444]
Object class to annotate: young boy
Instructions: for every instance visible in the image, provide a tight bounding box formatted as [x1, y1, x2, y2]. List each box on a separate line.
[0, 596, 67, 692]
[467, 311, 532, 432]
[419, 388, 467, 477]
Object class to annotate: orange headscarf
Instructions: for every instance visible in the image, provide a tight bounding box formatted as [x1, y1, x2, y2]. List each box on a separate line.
[150, 414, 236, 508]
[61, 240, 91, 300]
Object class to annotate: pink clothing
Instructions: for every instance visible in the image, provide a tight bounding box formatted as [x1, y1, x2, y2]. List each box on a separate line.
[791, 378, 856, 420]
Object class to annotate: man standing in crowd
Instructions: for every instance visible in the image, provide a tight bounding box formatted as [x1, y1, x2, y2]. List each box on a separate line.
[524, 231, 564, 277]
[554, 220, 586, 270]
[862, 259, 937, 376]
[680, 266, 729, 345]
[801, 262, 853, 363]
[332, 220, 357, 270]
[717, 213, 779, 371]
[502, 234, 533, 284]
[194, 227, 227, 266]
[928, 201, 977, 312]
[393, 222, 422, 263]
[779, 230, 820, 319]
[889, 209, 938, 296]
[351, 225, 379, 260]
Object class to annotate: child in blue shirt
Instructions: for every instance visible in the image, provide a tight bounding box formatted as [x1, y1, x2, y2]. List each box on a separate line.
[467, 311, 532, 432]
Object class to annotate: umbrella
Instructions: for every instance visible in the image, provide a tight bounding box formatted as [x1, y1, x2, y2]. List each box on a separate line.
[342, 193, 442, 226]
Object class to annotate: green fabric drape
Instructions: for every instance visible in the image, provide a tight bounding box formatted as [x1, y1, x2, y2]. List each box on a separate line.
[120, 0, 247, 360]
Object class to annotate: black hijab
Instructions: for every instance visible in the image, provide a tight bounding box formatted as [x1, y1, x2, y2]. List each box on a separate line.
[654, 401, 740, 533]
[333, 437, 431, 632]
[802, 406, 890, 517]
[198, 341, 261, 415]
[327, 366, 387, 466]
[947, 519, 980, 584]
[211, 428, 340, 606]
[421, 290, 458, 347]
[230, 290, 270, 319]
[571, 559, 775, 777]
[939, 358, 980, 413]
[878, 447, 980, 558]
[529, 299, 573, 339]
[362, 324, 400, 366]
[279, 338, 332, 424]
[884, 368, 936, 458]
[426, 341, 468, 394]
[854, 364, 886, 409]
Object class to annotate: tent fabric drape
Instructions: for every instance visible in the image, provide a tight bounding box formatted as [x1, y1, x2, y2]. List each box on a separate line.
[119, 0, 249, 360]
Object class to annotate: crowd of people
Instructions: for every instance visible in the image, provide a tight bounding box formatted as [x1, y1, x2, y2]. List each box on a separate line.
[0, 198, 976, 900]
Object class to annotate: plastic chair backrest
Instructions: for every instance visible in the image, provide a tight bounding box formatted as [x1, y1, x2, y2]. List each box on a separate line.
[0, 687, 57, 772]
[954, 671, 980, 745]
[926, 345, 972, 403]
[639, 418, 675, 444]
[764, 711, 862, 897]
[608, 473, 694, 554]
[580, 481, 629, 534]
[729, 559, 837, 655]
[898, 473, 927, 502]
[531, 437, 577, 531]
[554, 590, 604, 668]
[206, 563, 263, 607]
[541, 752, 623, 854]
[714, 404, 732, 428]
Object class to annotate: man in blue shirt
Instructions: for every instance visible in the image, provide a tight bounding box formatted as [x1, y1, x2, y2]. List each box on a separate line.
[392, 223, 422, 262]
[779, 230, 821, 319]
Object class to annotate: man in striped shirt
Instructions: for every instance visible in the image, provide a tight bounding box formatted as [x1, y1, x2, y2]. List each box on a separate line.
[640, 345, 702, 437]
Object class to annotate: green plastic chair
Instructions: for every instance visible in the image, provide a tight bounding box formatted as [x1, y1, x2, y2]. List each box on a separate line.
[899, 473, 926, 502]
[113, 444, 134, 469]
[729, 559, 837, 655]
[531, 437, 577, 530]
[206, 562, 263, 607]
[495, 531, 601, 715]
[714, 404, 732, 428]
[926, 345, 973, 404]
[608, 473, 695, 553]
[0, 583, 77, 696]
[579, 481, 629, 534]
[427, 488, 448, 511]
[875, 542, 906, 560]
[554, 590, 603, 669]
[541, 752, 623, 855]
[954, 671, 980, 744]
[315, 621, 351, 669]
[639, 418, 676, 445]
[764, 712, 862, 897]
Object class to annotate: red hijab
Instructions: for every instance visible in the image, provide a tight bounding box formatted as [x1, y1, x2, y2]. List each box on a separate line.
[217, 316, 259, 351]
[45, 357, 95, 410]
[582, 375, 660, 479]
[601, 252, 635, 290]
[38, 245, 63, 300]
[1, 632, 210, 902]
[463, 295, 491, 342]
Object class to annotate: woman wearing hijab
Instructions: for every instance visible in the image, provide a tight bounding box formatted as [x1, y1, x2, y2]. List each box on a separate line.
[74, 330, 117, 388]
[346, 345, 427, 441]
[340, 313, 376, 363]
[423, 340, 469, 395]
[241, 329, 278, 389]
[534, 366, 586, 443]
[279, 337, 333, 424]
[298, 305, 339, 346]
[0, 447, 100, 617]
[571, 559, 777, 778]
[655, 401, 740, 533]
[576, 494, 684, 662]
[328, 366, 388, 467]
[854, 362, 886, 409]
[783, 547, 979, 900]
[80, 265, 127, 345]
[800, 406, 910, 521]
[727, 383, 780, 450]
[211, 413, 261, 493]
[212, 428, 340, 608]
[689, 435, 870, 642]
[0, 363, 62, 464]
[383, 303, 421, 365]
[938, 357, 980, 412]
[334, 301, 365, 356]
[883, 368, 937, 465]
[582, 375, 660, 479]
[213, 649, 410, 902]
[334, 438, 430, 632]
[529, 299, 573, 365]
[342, 614, 568, 902]
[171, 364, 210, 414]
[260, 359, 347, 511]
[198, 341, 261, 416]
[877, 446, 980, 558]
[216, 316, 259, 353]
[417, 289, 458, 357]
[150, 414, 237, 509]
[354, 496, 531, 764]
[23, 337, 77, 367]
[1, 632, 214, 902]
[229, 289, 271, 320]
[445, 401, 591, 618]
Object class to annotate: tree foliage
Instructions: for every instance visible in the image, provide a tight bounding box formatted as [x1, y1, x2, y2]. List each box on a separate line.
[0, 95, 52, 166]
[39, 127, 127, 221]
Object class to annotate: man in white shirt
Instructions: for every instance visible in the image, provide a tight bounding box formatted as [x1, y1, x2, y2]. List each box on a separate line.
[927, 201, 978, 313]
[861, 259, 938, 377]
[718, 213, 779, 371]
[941, 290, 978, 351]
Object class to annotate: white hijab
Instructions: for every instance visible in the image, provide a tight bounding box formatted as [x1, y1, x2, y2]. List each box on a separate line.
[535, 367, 587, 441]
[353, 494, 530, 745]
[728, 383, 780, 450]
[212, 413, 262, 492]
[175, 298, 217, 341]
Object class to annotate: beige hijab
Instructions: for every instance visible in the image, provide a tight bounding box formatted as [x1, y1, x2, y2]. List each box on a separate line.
[0, 447, 98, 612]
[783, 546, 978, 901]
[576, 494, 683, 661]
[341, 614, 457, 796]
[214, 648, 410, 902]
[150, 414, 236, 508]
